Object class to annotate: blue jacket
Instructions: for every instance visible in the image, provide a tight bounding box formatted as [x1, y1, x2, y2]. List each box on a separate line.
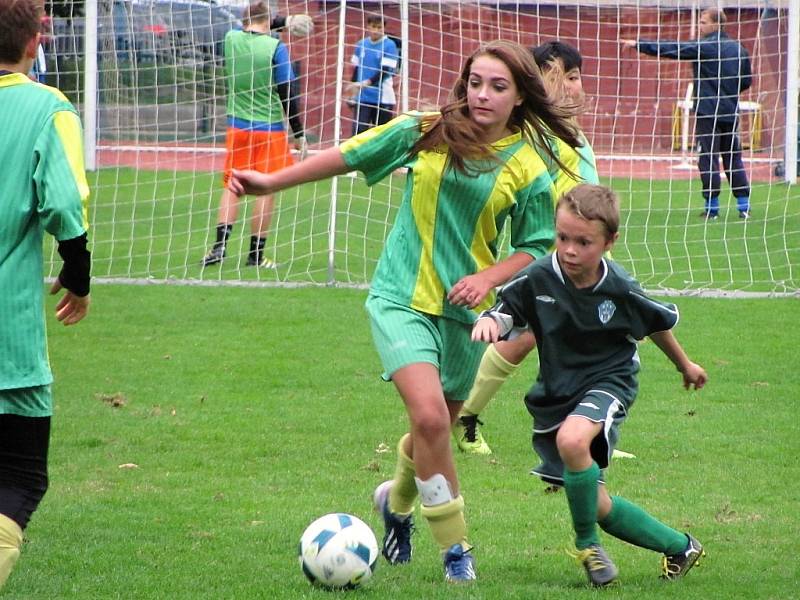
[637, 31, 752, 122]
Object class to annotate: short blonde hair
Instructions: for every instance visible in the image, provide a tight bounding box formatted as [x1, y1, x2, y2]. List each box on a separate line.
[557, 184, 620, 241]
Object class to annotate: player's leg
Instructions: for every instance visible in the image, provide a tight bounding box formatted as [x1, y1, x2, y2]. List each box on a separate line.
[557, 389, 628, 587]
[376, 104, 394, 126]
[453, 331, 536, 455]
[0, 408, 50, 590]
[695, 115, 721, 219]
[248, 132, 294, 267]
[203, 127, 246, 265]
[355, 104, 379, 135]
[718, 119, 750, 218]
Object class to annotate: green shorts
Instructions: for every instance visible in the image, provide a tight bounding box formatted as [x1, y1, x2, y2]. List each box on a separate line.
[365, 295, 485, 401]
[0, 385, 53, 417]
[530, 387, 629, 486]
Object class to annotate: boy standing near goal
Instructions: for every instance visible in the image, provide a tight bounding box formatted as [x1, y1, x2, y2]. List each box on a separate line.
[0, 0, 92, 589]
[347, 13, 399, 135]
[201, 1, 306, 269]
[454, 41, 599, 455]
[472, 184, 707, 587]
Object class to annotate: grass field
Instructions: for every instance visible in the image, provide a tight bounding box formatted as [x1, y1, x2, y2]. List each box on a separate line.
[64, 168, 800, 293]
[2, 285, 798, 599]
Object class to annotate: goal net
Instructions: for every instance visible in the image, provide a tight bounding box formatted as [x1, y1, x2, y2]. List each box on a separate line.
[45, 0, 799, 295]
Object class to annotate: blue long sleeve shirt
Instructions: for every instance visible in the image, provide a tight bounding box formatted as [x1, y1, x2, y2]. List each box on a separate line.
[637, 30, 752, 122]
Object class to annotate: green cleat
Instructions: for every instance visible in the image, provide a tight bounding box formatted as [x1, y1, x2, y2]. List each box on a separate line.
[453, 415, 492, 455]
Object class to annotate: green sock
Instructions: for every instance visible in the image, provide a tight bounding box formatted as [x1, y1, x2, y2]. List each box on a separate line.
[599, 496, 688, 555]
[563, 463, 601, 549]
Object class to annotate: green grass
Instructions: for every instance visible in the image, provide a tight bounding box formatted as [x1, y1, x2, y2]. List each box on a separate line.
[60, 168, 799, 293]
[2, 285, 798, 599]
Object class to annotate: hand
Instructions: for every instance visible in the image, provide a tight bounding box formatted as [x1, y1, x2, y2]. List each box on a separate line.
[447, 272, 494, 309]
[471, 317, 499, 343]
[293, 136, 308, 160]
[681, 362, 708, 390]
[228, 169, 274, 197]
[345, 82, 361, 97]
[50, 279, 90, 325]
[619, 39, 637, 51]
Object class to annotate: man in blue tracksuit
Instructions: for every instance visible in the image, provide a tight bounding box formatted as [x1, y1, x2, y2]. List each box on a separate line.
[621, 8, 752, 220]
[347, 13, 399, 136]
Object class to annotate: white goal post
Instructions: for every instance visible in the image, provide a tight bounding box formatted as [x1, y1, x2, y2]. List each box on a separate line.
[44, 0, 799, 295]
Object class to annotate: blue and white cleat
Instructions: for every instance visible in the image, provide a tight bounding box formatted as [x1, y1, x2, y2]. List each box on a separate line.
[373, 480, 414, 564]
[443, 543, 476, 582]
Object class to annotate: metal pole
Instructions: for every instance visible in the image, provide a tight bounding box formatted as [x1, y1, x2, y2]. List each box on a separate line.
[83, 0, 98, 171]
[785, 0, 799, 183]
[327, 0, 349, 285]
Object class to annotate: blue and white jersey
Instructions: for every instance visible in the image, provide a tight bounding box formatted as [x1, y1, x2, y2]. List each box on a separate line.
[351, 35, 398, 106]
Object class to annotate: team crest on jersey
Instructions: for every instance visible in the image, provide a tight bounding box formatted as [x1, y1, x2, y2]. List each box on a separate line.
[597, 299, 616, 324]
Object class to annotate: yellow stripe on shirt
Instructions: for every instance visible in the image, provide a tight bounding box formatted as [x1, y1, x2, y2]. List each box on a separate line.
[410, 148, 447, 312]
[53, 111, 90, 229]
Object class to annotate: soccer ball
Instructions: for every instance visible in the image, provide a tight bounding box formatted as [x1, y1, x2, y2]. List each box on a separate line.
[285, 14, 314, 38]
[298, 513, 379, 590]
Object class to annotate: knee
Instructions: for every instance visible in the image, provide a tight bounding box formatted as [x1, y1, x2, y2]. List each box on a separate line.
[556, 429, 591, 465]
[410, 407, 451, 443]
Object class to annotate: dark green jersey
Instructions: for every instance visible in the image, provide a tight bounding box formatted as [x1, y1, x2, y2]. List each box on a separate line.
[484, 253, 679, 429]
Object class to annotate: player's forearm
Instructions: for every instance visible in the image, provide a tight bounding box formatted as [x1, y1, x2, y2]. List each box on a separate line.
[56, 233, 91, 297]
[479, 252, 533, 289]
[649, 330, 693, 372]
[270, 146, 349, 191]
[276, 81, 304, 138]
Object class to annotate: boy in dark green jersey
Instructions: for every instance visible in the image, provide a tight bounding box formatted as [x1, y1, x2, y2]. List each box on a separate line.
[0, 0, 92, 588]
[229, 40, 583, 583]
[473, 184, 707, 587]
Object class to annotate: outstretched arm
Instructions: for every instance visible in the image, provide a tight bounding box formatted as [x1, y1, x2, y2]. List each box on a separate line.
[649, 329, 708, 389]
[228, 145, 349, 197]
[620, 38, 701, 60]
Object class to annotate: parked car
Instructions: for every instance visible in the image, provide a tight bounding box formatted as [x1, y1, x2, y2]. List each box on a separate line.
[52, 0, 241, 65]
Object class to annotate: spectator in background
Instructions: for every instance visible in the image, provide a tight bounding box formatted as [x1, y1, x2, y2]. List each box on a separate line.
[347, 13, 399, 135]
[0, 0, 92, 589]
[28, 14, 50, 82]
[201, 0, 305, 269]
[621, 8, 753, 220]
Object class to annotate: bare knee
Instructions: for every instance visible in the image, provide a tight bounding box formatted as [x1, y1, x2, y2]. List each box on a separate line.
[556, 428, 593, 468]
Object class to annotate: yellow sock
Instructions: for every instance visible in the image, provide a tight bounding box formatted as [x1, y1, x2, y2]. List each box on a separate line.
[420, 495, 469, 552]
[461, 344, 519, 417]
[0, 514, 22, 590]
[388, 433, 417, 516]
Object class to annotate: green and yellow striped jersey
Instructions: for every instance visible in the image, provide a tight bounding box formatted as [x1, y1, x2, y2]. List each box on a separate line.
[0, 73, 89, 394]
[341, 112, 557, 324]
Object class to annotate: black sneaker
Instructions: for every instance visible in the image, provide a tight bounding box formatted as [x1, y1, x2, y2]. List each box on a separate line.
[661, 534, 705, 580]
[373, 480, 413, 564]
[246, 254, 277, 268]
[572, 544, 618, 587]
[739, 210, 751, 220]
[699, 211, 719, 221]
[201, 244, 225, 266]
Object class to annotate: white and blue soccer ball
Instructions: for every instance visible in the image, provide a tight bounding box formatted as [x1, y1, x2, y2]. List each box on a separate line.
[298, 513, 379, 590]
